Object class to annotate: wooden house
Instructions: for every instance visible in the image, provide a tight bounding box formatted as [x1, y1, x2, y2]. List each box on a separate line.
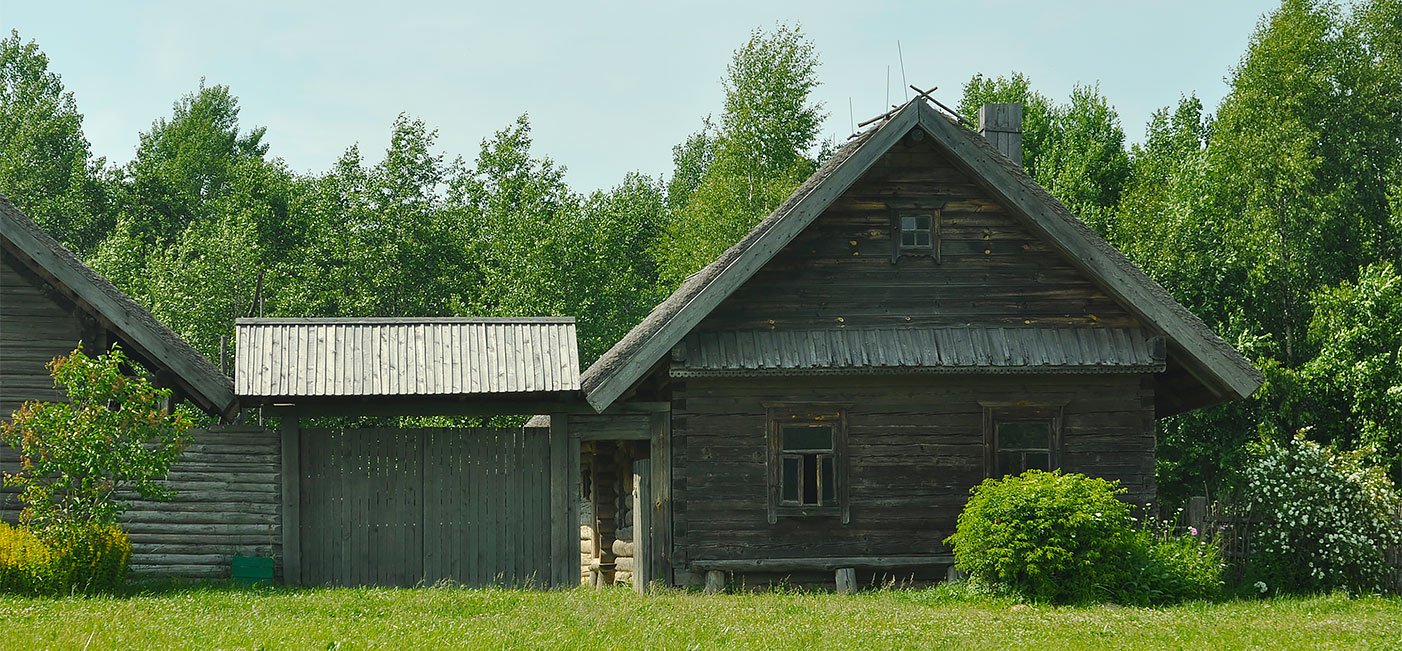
[566, 100, 1262, 590]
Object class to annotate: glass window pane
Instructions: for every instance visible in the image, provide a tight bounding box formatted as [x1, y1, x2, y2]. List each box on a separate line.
[820, 455, 835, 505]
[998, 421, 1051, 449]
[901, 215, 917, 230]
[783, 426, 833, 452]
[1024, 451, 1050, 471]
[901, 231, 916, 246]
[801, 454, 819, 505]
[915, 232, 930, 247]
[997, 450, 1023, 477]
[782, 456, 799, 502]
[914, 215, 931, 230]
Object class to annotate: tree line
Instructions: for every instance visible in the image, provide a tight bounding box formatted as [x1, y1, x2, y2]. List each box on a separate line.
[2, 0, 1399, 507]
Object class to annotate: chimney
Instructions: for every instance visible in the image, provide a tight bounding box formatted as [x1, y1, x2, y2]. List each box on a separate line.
[978, 103, 1023, 168]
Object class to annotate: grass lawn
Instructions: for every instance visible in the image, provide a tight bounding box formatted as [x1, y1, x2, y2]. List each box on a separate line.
[2, 582, 1399, 650]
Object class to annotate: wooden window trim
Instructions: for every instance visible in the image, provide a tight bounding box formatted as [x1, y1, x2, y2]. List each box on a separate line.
[980, 402, 1065, 478]
[764, 403, 850, 524]
[890, 207, 942, 264]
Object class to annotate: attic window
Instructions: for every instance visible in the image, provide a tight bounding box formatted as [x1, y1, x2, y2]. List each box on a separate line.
[891, 209, 941, 263]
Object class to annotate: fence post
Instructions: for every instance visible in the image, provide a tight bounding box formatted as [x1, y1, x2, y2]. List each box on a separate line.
[1187, 496, 1208, 536]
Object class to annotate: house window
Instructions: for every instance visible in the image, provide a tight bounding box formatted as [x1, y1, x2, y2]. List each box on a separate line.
[766, 405, 849, 523]
[890, 209, 941, 263]
[982, 403, 1063, 478]
[780, 424, 836, 506]
[994, 420, 1054, 476]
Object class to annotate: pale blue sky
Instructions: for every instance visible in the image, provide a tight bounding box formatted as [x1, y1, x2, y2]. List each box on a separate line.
[4, 1, 1278, 192]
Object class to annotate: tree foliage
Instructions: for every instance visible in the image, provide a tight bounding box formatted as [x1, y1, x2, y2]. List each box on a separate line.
[657, 24, 824, 288]
[0, 30, 109, 254]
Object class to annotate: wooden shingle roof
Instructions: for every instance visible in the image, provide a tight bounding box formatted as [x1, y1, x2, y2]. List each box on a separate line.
[673, 327, 1166, 377]
[0, 194, 239, 421]
[234, 318, 580, 401]
[581, 99, 1262, 413]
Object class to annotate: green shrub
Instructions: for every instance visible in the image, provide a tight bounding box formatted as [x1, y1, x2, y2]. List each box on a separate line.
[1239, 434, 1402, 594]
[1117, 531, 1225, 605]
[0, 522, 130, 595]
[47, 524, 132, 595]
[0, 522, 53, 594]
[1, 345, 193, 533]
[945, 470, 1138, 603]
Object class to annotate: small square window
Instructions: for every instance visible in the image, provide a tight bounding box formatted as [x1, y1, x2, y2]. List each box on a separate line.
[891, 210, 940, 263]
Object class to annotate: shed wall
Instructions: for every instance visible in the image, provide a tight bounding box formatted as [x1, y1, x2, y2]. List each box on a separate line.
[1, 425, 281, 579]
[1, 252, 87, 415]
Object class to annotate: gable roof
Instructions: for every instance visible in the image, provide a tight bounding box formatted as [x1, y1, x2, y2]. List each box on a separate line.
[235, 317, 580, 401]
[0, 194, 239, 421]
[581, 99, 1263, 413]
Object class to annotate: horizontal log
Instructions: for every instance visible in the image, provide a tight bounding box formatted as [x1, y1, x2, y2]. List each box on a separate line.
[131, 564, 229, 577]
[128, 532, 279, 546]
[612, 539, 634, 557]
[615, 557, 634, 572]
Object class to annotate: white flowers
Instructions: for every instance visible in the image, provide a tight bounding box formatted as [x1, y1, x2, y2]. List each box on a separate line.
[1254, 580, 1268, 594]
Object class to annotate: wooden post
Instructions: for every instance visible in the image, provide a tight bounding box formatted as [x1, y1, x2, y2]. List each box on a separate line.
[835, 567, 857, 594]
[704, 569, 726, 594]
[633, 458, 652, 595]
[549, 413, 571, 588]
[1188, 496, 1209, 535]
[649, 410, 672, 587]
[279, 409, 301, 585]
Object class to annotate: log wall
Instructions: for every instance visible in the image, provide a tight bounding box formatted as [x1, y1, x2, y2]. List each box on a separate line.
[669, 374, 1155, 582]
[1, 425, 281, 579]
[0, 252, 91, 416]
[696, 135, 1142, 333]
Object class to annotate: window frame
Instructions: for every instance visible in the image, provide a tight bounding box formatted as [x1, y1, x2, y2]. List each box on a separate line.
[890, 207, 942, 264]
[765, 403, 850, 524]
[980, 402, 1065, 478]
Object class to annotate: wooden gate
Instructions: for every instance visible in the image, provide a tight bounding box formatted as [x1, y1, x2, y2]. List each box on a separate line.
[299, 427, 551, 587]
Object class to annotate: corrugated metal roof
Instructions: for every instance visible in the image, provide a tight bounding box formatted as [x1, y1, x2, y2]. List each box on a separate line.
[673, 327, 1164, 376]
[234, 318, 580, 398]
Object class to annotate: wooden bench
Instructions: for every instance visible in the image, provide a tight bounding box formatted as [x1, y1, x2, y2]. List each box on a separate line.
[691, 555, 955, 594]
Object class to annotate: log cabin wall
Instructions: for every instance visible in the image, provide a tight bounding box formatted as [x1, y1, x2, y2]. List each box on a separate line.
[1, 251, 94, 415]
[669, 374, 1155, 581]
[1, 424, 281, 579]
[694, 133, 1142, 333]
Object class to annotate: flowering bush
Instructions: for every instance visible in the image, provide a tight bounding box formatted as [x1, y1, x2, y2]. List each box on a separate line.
[1240, 434, 1402, 594]
[0, 522, 129, 595]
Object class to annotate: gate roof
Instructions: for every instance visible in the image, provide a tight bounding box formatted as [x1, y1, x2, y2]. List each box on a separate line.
[235, 318, 580, 406]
